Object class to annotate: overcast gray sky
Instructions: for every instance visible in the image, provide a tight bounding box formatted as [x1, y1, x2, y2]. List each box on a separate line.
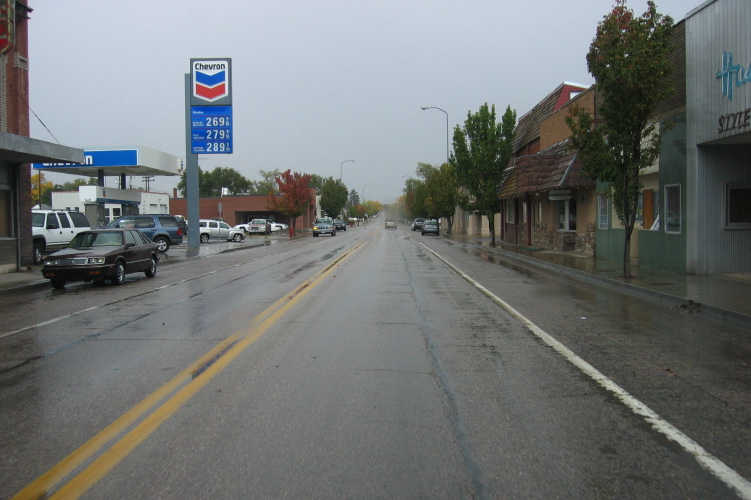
[29, 0, 694, 204]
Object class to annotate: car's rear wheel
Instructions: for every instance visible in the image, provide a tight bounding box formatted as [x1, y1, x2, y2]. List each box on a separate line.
[51, 279, 65, 290]
[145, 257, 157, 278]
[232, 233, 243, 242]
[154, 236, 170, 252]
[33, 241, 44, 265]
[200, 233, 210, 243]
[112, 261, 126, 285]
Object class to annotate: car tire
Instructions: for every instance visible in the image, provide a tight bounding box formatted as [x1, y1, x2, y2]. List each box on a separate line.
[232, 233, 243, 242]
[51, 279, 65, 290]
[112, 261, 126, 285]
[313, 233, 319, 237]
[200, 233, 210, 243]
[33, 241, 44, 265]
[154, 236, 170, 252]
[332, 231, 336, 236]
[145, 257, 157, 278]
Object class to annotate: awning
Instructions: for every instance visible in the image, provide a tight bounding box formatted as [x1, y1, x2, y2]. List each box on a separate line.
[0, 132, 84, 164]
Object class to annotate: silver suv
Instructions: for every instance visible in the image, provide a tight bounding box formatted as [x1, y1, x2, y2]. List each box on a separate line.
[32, 209, 91, 264]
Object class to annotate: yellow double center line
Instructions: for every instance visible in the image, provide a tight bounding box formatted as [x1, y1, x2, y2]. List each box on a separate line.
[14, 241, 365, 500]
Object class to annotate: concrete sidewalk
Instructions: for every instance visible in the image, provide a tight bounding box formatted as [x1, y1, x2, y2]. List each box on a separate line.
[446, 234, 751, 327]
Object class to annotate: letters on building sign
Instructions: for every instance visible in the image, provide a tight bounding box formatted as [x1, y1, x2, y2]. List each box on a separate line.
[716, 51, 751, 102]
[718, 108, 751, 134]
[0, 0, 14, 54]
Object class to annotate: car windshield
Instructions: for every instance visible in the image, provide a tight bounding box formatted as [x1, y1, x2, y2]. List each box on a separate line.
[32, 213, 45, 227]
[69, 232, 123, 248]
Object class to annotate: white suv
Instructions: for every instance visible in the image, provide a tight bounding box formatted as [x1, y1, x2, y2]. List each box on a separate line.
[31, 209, 91, 264]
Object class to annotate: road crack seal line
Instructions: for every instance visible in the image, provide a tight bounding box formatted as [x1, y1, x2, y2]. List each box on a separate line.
[419, 242, 751, 500]
[12, 241, 366, 500]
[400, 236, 484, 498]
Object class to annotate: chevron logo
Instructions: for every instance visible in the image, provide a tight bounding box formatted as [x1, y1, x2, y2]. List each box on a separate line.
[193, 61, 229, 102]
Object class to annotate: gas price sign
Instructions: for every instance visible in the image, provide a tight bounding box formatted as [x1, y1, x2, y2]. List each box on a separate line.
[191, 106, 232, 154]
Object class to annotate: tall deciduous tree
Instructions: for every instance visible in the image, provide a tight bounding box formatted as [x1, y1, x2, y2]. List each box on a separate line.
[267, 169, 312, 235]
[451, 103, 516, 246]
[177, 166, 252, 197]
[319, 177, 348, 219]
[567, 0, 673, 278]
[421, 162, 458, 233]
[31, 171, 54, 207]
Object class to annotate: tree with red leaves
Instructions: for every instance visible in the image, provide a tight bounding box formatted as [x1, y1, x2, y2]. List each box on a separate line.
[266, 169, 313, 236]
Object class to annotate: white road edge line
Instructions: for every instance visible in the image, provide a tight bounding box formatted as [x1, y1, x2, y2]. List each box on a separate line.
[421, 243, 751, 500]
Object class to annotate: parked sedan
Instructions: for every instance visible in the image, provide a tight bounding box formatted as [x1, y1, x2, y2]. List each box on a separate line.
[334, 219, 347, 231]
[421, 219, 440, 236]
[234, 219, 284, 235]
[41, 228, 158, 289]
[411, 218, 426, 231]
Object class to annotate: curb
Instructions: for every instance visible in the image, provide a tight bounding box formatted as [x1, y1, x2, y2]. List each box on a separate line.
[452, 238, 751, 328]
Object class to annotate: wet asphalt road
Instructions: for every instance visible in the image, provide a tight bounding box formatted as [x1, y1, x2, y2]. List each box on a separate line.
[0, 223, 749, 498]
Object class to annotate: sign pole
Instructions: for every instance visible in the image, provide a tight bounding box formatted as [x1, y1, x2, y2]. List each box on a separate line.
[185, 74, 200, 250]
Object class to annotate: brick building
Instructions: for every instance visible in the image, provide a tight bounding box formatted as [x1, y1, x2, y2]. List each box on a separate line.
[0, 1, 82, 273]
[169, 189, 317, 232]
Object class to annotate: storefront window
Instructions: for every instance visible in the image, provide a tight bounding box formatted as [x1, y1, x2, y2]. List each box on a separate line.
[635, 192, 644, 223]
[0, 189, 11, 237]
[598, 195, 609, 229]
[557, 199, 577, 231]
[727, 185, 751, 229]
[665, 184, 681, 233]
[505, 199, 514, 223]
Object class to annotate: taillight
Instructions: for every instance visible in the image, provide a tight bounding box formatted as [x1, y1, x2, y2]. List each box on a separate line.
[177, 229, 183, 236]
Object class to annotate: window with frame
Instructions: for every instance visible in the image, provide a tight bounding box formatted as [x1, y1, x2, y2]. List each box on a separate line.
[505, 199, 514, 224]
[0, 189, 11, 237]
[598, 195, 609, 230]
[727, 185, 751, 229]
[557, 198, 577, 231]
[664, 184, 681, 233]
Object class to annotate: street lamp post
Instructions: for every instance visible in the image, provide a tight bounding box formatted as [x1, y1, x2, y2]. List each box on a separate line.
[421, 106, 449, 166]
[340, 159, 354, 181]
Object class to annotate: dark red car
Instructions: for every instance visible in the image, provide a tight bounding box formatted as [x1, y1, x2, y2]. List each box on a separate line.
[41, 228, 158, 289]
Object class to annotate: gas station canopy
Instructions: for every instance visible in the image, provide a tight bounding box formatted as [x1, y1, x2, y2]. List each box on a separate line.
[32, 145, 184, 177]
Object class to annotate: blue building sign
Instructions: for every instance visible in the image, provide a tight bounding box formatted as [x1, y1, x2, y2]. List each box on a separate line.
[32, 149, 138, 169]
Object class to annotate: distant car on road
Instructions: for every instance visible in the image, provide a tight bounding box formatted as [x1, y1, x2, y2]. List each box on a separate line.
[421, 219, 439, 236]
[411, 218, 426, 231]
[41, 228, 158, 289]
[313, 218, 336, 237]
[385, 219, 397, 230]
[334, 219, 347, 231]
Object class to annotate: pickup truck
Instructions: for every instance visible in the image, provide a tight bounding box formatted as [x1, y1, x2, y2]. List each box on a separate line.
[32, 209, 91, 264]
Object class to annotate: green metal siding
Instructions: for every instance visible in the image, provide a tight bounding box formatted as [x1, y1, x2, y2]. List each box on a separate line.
[638, 114, 687, 272]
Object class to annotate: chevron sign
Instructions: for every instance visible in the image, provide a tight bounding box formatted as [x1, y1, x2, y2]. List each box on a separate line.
[192, 60, 230, 102]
